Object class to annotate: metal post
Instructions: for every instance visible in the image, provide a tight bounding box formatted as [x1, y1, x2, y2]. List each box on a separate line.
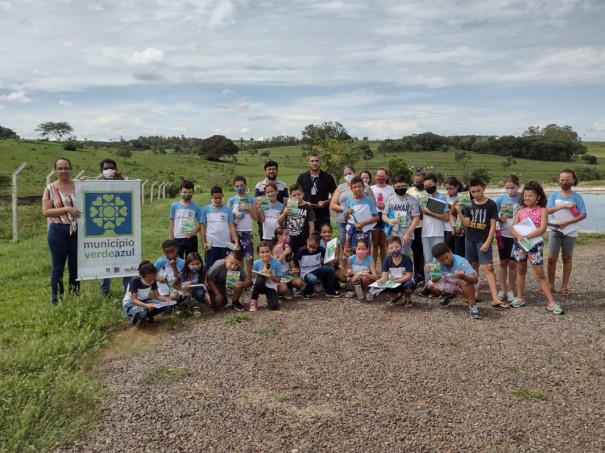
[163, 183, 171, 199]
[158, 182, 165, 200]
[12, 162, 28, 242]
[141, 180, 149, 205]
[150, 181, 158, 201]
[46, 170, 55, 185]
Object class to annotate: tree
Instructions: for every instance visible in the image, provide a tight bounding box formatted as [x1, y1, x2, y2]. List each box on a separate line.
[312, 138, 362, 181]
[197, 135, 239, 161]
[0, 125, 19, 139]
[501, 155, 516, 170]
[35, 121, 73, 141]
[116, 138, 134, 160]
[387, 157, 413, 183]
[301, 122, 351, 149]
[454, 151, 471, 169]
[467, 168, 491, 185]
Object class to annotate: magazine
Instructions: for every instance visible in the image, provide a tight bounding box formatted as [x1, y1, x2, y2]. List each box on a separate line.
[324, 238, 338, 263]
[287, 198, 299, 215]
[548, 199, 579, 236]
[226, 270, 240, 289]
[427, 262, 442, 282]
[426, 197, 447, 215]
[513, 217, 543, 252]
[369, 280, 401, 289]
[457, 192, 472, 209]
[255, 196, 270, 211]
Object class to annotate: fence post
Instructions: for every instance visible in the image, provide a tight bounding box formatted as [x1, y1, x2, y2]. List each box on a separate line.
[12, 162, 28, 242]
[46, 170, 54, 185]
[158, 182, 165, 200]
[141, 180, 149, 205]
[74, 170, 85, 179]
[163, 183, 171, 199]
[150, 181, 158, 201]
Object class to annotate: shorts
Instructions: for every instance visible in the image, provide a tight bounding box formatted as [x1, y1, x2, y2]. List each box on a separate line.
[373, 218, 386, 231]
[382, 280, 417, 294]
[465, 239, 493, 265]
[427, 279, 463, 295]
[497, 236, 515, 261]
[237, 231, 254, 261]
[548, 230, 577, 256]
[512, 241, 544, 266]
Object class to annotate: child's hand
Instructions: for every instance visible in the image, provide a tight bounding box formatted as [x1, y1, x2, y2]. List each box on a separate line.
[500, 214, 509, 222]
[157, 275, 167, 283]
[284, 207, 292, 215]
[346, 208, 354, 216]
[455, 270, 465, 279]
[145, 303, 155, 310]
[480, 242, 489, 252]
[292, 268, 300, 276]
[203, 243, 211, 251]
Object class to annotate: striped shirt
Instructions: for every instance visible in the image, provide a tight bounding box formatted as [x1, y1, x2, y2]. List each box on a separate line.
[43, 183, 77, 233]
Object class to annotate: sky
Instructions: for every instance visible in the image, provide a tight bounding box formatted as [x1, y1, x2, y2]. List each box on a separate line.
[1, 0, 605, 141]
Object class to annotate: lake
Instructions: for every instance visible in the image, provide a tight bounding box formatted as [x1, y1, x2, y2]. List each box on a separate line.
[576, 193, 604, 233]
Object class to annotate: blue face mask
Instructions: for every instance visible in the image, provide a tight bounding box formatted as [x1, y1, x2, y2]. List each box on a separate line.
[189, 265, 201, 272]
[236, 186, 246, 194]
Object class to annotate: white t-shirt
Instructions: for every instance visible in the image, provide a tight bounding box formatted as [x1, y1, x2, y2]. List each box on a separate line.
[371, 184, 395, 212]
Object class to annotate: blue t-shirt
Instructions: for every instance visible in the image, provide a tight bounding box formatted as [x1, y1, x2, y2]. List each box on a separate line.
[228, 194, 255, 232]
[432, 254, 475, 285]
[547, 191, 586, 213]
[169, 201, 203, 239]
[252, 257, 283, 289]
[343, 195, 378, 220]
[154, 256, 185, 296]
[200, 204, 234, 247]
[495, 193, 522, 238]
[348, 254, 373, 274]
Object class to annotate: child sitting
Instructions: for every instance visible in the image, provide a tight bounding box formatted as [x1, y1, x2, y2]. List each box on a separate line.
[173, 252, 209, 316]
[375, 236, 416, 306]
[425, 242, 482, 319]
[154, 239, 185, 303]
[249, 241, 283, 311]
[344, 239, 378, 301]
[291, 234, 341, 299]
[122, 261, 175, 328]
[206, 250, 251, 312]
[272, 227, 294, 300]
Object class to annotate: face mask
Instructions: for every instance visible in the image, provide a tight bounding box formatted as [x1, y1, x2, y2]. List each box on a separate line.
[356, 249, 368, 258]
[268, 195, 277, 202]
[425, 186, 437, 195]
[505, 188, 518, 196]
[212, 200, 222, 207]
[281, 235, 290, 245]
[182, 194, 193, 201]
[189, 265, 201, 272]
[236, 186, 246, 194]
[394, 188, 407, 196]
[414, 183, 424, 191]
[344, 174, 354, 183]
[560, 183, 572, 191]
[376, 176, 387, 184]
[390, 249, 402, 257]
[102, 169, 115, 179]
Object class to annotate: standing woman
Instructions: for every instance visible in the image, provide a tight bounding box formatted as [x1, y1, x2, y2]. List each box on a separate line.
[546, 169, 587, 296]
[370, 167, 395, 263]
[42, 157, 81, 304]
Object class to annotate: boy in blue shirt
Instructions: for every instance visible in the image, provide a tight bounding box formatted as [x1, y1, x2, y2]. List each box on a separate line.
[249, 241, 283, 311]
[154, 239, 185, 301]
[228, 176, 258, 283]
[200, 185, 239, 270]
[343, 176, 379, 253]
[169, 180, 203, 259]
[425, 242, 481, 319]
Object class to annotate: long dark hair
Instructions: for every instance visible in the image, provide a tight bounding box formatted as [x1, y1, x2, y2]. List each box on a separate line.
[522, 180, 547, 208]
[184, 252, 205, 282]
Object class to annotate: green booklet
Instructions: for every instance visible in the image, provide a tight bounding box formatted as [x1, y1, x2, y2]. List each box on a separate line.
[226, 270, 240, 289]
[499, 203, 514, 218]
[418, 193, 429, 208]
[427, 262, 442, 282]
[256, 196, 270, 211]
[287, 198, 299, 215]
[457, 192, 472, 209]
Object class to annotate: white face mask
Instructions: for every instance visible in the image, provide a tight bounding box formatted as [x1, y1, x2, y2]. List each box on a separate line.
[344, 174, 354, 183]
[102, 169, 115, 179]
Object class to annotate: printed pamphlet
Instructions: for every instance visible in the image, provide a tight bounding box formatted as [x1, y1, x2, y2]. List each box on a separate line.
[457, 192, 472, 209]
[226, 270, 240, 289]
[287, 198, 299, 215]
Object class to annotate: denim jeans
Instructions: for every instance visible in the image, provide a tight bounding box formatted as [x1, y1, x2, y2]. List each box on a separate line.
[303, 265, 337, 295]
[100, 276, 132, 295]
[47, 223, 79, 302]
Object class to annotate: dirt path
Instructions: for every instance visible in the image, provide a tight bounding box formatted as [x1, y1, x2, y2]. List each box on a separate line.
[60, 242, 605, 452]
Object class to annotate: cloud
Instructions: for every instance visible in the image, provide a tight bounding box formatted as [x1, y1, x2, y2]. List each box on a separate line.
[220, 88, 235, 96]
[588, 120, 605, 133]
[0, 1, 12, 11]
[128, 48, 165, 66]
[171, 126, 188, 133]
[216, 102, 250, 111]
[58, 99, 72, 106]
[0, 90, 31, 103]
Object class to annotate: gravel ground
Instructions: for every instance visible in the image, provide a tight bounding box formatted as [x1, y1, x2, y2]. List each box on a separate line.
[60, 242, 605, 452]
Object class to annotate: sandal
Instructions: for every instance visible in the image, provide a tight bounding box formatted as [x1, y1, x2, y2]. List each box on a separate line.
[491, 301, 509, 310]
[560, 287, 570, 296]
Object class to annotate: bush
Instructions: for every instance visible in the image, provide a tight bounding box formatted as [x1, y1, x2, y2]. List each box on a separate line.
[574, 166, 603, 182]
[387, 157, 413, 183]
[581, 154, 597, 165]
[62, 141, 77, 151]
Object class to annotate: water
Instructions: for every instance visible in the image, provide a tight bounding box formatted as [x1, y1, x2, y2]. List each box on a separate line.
[576, 193, 605, 233]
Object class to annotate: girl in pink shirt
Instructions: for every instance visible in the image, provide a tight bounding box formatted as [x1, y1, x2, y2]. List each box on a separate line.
[510, 181, 563, 314]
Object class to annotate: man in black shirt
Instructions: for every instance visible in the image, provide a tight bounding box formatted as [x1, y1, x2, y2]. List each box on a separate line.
[295, 153, 337, 230]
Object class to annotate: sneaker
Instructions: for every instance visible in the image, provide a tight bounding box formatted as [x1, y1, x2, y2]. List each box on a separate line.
[145, 317, 157, 327]
[302, 293, 312, 300]
[498, 291, 506, 301]
[427, 293, 439, 299]
[440, 294, 456, 307]
[232, 300, 245, 312]
[174, 305, 183, 315]
[547, 304, 565, 315]
[510, 297, 526, 308]
[419, 288, 432, 298]
[193, 306, 202, 317]
[469, 305, 482, 319]
[284, 287, 293, 300]
[325, 291, 341, 298]
[506, 291, 515, 302]
[365, 293, 374, 302]
[344, 290, 355, 298]
[249, 299, 257, 312]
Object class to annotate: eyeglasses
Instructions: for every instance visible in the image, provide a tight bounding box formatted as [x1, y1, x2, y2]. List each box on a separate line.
[56, 167, 71, 170]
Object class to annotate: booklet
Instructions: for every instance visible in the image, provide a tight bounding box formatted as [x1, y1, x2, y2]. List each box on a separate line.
[226, 270, 240, 289]
[457, 192, 472, 209]
[152, 301, 177, 309]
[255, 196, 270, 211]
[348, 204, 377, 232]
[287, 198, 299, 215]
[418, 193, 429, 208]
[513, 217, 543, 251]
[548, 199, 579, 236]
[499, 203, 515, 218]
[324, 238, 338, 264]
[427, 262, 442, 282]
[369, 280, 401, 289]
[225, 242, 237, 251]
[426, 197, 447, 215]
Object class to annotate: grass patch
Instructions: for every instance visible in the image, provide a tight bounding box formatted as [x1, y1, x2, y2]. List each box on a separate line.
[512, 388, 548, 401]
[507, 364, 521, 376]
[223, 313, 252, 325]
[576, 232, 605, 244]
[445, 335, 461, 347]
[276, 391, 292, 402]
[253, 324, 282, 338]
[141, 366, 192, 385]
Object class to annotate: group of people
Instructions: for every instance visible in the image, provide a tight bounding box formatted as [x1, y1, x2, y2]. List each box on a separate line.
[43, 155, 587, 325]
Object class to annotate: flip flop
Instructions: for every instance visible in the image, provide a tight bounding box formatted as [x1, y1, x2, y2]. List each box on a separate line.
[560, 287, 570, 296]
[491, 301, 509, 310]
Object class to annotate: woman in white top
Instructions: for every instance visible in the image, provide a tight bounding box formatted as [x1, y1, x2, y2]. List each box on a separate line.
[370, 167, 395, 263]
[42, 157, 81, 304]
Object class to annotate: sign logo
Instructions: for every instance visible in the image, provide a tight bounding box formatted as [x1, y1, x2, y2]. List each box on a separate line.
[85, 192, 133, 237]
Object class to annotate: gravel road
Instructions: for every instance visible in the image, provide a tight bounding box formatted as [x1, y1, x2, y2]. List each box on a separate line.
[59, 242, 605, 452]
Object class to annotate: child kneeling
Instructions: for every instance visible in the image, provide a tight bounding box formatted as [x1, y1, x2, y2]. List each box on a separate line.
[291, 234, 341, 299]
[249, 241, 282, 311]
[344, 239, 378, 301]
[375, 236, 416, 305]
